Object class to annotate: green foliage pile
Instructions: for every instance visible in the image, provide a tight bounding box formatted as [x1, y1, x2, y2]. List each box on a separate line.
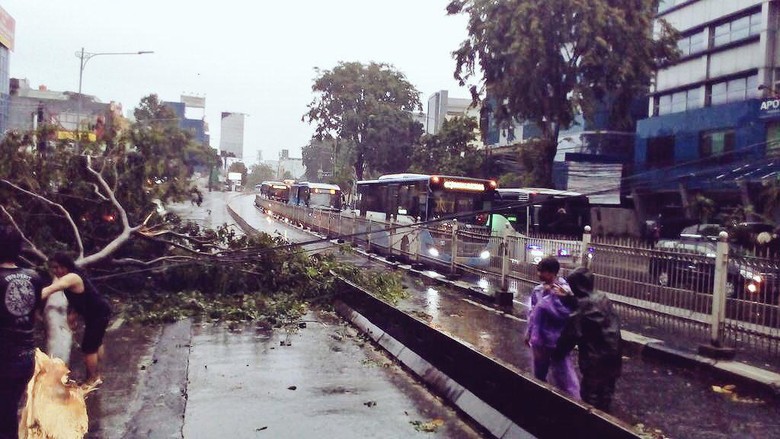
[108, 222, 407, 326]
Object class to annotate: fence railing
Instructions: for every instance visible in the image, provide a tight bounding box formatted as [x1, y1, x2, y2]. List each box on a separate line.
[253, 197, 780, 358]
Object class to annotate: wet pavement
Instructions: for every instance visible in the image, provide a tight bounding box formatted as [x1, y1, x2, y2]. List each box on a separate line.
[80, 190, 486, 439]
[224, 192, 780, 439]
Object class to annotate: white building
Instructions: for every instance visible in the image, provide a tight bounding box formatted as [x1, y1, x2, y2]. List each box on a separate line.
[220, 112, 245, 159]
[425, 90, 479, 135]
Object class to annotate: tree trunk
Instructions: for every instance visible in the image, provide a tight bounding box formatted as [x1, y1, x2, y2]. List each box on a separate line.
[44, 291, 72, 364]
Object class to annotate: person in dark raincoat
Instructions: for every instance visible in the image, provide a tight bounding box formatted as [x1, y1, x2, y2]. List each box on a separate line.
[553, 267, 622, 412]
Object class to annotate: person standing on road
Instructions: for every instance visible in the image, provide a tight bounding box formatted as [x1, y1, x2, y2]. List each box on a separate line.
[0, 226, 44, 439]
[524, 256, 580, 399]
[42, 253, 112, 385]
[553, 267, 622, 412]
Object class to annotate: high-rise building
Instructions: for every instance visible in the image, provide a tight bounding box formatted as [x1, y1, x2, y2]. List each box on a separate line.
[632, 0, 776, 220]
[162, 95, 209, 145]
[220, 112, 245, 159]
[0, 6, 14, 135]
[425, 90, 476, 135]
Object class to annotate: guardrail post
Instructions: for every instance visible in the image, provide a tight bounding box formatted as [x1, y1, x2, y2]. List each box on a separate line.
[351, 213, 357, 246]
[699, 231, 736, 359]
[413, 217, 422, 269]
[450, 220, 459, 277]
[581, 225, 592, 268]
[500, 223, 510, 291]
[367, 218, 372, 253]
[495, 222, 514, 307]
[388, 217, 395, 261]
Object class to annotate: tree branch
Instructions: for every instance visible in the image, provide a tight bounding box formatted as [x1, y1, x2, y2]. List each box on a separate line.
[79, 157, 143, 267]
[112, 255, 198, 266]
[1, 179, 85, 258]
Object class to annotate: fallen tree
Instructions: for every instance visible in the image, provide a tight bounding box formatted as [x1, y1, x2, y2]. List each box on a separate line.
[0, 97, 406, 362]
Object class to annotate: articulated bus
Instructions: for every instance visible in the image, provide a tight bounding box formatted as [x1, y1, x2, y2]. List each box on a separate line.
[492, 188, 591, 265]
[492, 188, 590, 237]
[353, 173, 498, 267]
[288, 182, 342, 211]
[258, 181, 290, 203]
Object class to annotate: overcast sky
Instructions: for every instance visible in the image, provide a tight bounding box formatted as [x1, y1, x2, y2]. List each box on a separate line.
[2, 0, 472, 165]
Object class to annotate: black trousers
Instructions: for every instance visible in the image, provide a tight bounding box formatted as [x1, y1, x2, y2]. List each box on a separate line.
[0, 352, 34, 439]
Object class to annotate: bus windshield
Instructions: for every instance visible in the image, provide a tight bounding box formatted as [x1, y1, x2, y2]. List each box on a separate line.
[310, 188, 341, 210]
[429, 190, 489, 225]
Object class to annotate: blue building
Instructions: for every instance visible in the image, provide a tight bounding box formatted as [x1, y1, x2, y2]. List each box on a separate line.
[163, 97, 209, 146]
[632, 0, 776, 225]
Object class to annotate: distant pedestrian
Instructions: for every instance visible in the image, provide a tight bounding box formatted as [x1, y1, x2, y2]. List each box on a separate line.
[0, 226, 45, 439]
[42, 253, 112, 385]
[524, 256, 580, 399]
[553, 267, 622, 412]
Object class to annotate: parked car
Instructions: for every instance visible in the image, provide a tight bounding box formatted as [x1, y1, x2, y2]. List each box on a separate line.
[648, 239, 778, 303]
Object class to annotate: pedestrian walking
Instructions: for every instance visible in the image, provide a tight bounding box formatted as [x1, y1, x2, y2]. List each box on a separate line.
[42, 253, 112, 385]
[524, 256, 580, 399]
[0, 226, 45, 439]
[553, 267, 622, 412]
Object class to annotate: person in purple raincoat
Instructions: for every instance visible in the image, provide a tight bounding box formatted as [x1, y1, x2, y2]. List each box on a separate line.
[524, 256, 580, 399]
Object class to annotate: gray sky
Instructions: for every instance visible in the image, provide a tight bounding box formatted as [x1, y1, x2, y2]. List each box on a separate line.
[2, 0, 472, 165]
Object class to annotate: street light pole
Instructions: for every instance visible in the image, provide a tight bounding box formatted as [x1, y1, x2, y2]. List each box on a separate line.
[75, 47, 154, 154]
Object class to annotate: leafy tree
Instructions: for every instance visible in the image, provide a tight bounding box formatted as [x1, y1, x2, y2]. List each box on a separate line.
[245, 163, 276, 188]
[448, 0, 678, 186]
[302, 138, 336, 182]
[410, 116, 484, 177]
[304, 61, 423, 181]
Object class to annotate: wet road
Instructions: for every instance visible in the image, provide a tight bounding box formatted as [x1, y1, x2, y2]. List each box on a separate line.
[183, 313, 484, 439]
[227, 193, 780, 439]
[82, 190, 486, 439]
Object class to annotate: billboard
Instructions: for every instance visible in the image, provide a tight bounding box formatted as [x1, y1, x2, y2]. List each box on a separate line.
[181, 95, 205, 109]
[228, 172, 242, 182]
[0, 6, 15, 51]
[566, 162, 623, 205]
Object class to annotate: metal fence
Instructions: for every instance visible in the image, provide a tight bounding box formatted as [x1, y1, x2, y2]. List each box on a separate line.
[252, 197, 780, 358]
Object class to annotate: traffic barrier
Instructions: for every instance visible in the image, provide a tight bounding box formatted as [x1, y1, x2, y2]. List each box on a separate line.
[334, 276, 640, 439]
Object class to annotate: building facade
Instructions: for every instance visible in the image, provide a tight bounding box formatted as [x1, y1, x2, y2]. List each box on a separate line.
[220, 112, 245, 159]
[8, 78, 114, 143]
[633, 0, 778, 224]
[425, 90, 479, 135]
[162, 95, 209, 145]
[0, 6, 14, 135]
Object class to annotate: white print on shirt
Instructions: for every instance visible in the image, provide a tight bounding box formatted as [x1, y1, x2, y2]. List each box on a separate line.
[5, 277, 36, 317]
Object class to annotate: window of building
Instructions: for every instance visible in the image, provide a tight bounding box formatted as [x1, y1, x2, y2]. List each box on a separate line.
[657, 87, 701, 115]
[713, 12, 762, 47]
[699, 130, 735, 163]
[647, 136, 675, 168]
[677, 31, 706, 56]
[767, 123, 780, 154]
[709, 74, 758, 105]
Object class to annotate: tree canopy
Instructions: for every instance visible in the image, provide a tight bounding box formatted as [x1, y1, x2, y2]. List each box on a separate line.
[448, 0, 678, 186]
[409, 116, 485, 177]
[304, 61, 423, 181]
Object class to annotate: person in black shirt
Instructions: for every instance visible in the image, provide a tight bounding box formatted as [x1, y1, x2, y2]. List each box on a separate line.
[0, 226, 44, 439]
[42, 253, 111, 385]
